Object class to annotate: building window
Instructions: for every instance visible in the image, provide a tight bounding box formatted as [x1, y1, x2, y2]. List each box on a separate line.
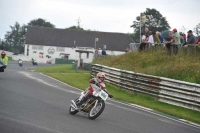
[87, 53, 89, 58]
[32, 45, 43, 50]
[32, 45, 37, 50]
[57, 47, 65, 52]
[38, 46, 43, 50]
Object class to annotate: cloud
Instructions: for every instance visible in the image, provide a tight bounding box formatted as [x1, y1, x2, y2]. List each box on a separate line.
[0, 0, 200, 38]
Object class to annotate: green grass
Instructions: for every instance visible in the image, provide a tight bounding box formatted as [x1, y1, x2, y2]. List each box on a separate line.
[30, 64, 200, 124]
[93, 48, 200, 84]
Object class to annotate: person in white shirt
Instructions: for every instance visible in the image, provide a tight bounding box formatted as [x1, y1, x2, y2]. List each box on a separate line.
[98, 48, 102, 56]
[147, 31, 154, 46]
[139, 33, 146, 51]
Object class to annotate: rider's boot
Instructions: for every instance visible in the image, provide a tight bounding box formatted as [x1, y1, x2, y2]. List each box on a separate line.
[77, 97, 86, 107]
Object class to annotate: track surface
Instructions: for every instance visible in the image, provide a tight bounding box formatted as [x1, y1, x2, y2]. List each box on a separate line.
[0, 62, 199, 133]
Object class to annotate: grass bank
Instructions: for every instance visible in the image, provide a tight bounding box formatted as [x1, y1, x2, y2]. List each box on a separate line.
[93, 48, 200, 84]
[30, 64, 200, 124]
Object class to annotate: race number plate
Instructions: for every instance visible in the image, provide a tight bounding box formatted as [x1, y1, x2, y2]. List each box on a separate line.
[99, 90, 108, 101]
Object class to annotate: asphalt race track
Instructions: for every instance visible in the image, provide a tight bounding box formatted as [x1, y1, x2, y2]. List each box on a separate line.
[0, 62, 199, 133]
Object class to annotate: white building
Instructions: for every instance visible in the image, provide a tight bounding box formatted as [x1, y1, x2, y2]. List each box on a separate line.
[25, 26, 134, 66]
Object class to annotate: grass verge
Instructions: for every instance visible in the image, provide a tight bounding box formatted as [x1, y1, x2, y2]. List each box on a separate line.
[93, 48, 200, 84]
[30, 64, 200, 124]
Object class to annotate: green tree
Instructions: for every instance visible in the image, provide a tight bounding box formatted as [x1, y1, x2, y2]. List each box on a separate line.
[193, 23, 200, 36]
[4, 22, 25, 53]
[130, 8, 171, 40]
[28, 18, 55, 28]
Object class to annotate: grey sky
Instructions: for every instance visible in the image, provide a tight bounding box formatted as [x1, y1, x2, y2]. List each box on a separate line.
[0, 0, 200, 39]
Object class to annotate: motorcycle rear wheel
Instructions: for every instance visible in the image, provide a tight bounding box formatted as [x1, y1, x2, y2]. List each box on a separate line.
[88, 100, 105, 120]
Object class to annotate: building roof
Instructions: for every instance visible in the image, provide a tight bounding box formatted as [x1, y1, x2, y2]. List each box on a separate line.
[25, 26, 134, 51]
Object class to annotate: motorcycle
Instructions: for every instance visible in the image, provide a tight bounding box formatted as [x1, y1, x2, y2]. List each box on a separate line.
[32, 60, 38, 66]
[69, 82, 110, 120]
[0, 60, 6, 72]
[18, 60, 23, 67]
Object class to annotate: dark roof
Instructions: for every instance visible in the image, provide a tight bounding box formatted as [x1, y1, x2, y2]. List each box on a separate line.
[25, 26, 134, 51]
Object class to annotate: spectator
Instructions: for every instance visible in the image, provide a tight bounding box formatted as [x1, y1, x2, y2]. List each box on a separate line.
[186, 30, 196, 44]
[153, 32, 161, 45]
[147, 31, 154, 46]
[145, 28, 149, 42]
[102, 49, 107, 56]
[139, 32, 146, 51]
[183, 33, 186, 45]
[195, 37, 200, 46]
[125, 47, 130, 52]
[98, 48, 102, 56]
[172, 28, 180, 54]
[163, 32, 174, 55]
[156, 31, 163, 43]
[179, 32, 184, 46]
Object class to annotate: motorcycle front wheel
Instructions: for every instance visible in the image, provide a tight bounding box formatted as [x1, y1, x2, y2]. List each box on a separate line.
[88, 100, 105, 120]
[69, 106, 78, 115]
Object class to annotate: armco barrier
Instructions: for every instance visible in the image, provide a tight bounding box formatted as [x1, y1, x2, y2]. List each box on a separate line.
[91, 64, 200, 112]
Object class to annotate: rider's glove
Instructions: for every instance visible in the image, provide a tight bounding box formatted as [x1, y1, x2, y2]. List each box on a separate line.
[91, 80, 96, 84]
[108, 94, 113, 98]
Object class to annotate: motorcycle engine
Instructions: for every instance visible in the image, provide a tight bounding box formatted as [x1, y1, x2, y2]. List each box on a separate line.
[88, 97, 95, 104]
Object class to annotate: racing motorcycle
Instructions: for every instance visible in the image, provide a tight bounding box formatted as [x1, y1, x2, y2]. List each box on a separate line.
[32, 60, 38, 66]
[0, 60, 6, 72]
[69, 82, 110, 120]
[18, 60, 23, 67]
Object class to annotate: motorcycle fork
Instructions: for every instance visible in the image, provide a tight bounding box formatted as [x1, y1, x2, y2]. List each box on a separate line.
[83, 99, 97, 111]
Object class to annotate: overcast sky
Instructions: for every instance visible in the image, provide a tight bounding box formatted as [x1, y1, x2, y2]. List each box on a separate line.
[0, 0, 200, 39]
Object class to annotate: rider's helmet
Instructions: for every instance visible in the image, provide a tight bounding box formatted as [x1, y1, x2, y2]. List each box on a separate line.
[1, 51, 6, 55]
[1, 51, 6, 58]
[97, 72, 106, 82]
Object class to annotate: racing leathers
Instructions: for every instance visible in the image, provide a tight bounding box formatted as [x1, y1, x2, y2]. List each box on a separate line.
[77, 78, 113, 106]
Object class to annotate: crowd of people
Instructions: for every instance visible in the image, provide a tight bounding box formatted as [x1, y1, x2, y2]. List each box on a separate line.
[139, 27, 200, 54]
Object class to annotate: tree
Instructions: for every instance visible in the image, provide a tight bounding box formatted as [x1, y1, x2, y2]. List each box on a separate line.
[28, 18, 55, 28]
[193, 23, 200, 36]
[130, 8, 171, 40]
[4, 22, 25, 53]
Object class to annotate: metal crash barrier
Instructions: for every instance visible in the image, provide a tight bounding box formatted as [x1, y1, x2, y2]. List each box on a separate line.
[91, 64, 200, 112]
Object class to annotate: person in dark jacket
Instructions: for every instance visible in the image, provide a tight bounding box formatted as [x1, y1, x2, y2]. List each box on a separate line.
[102, 49, 107, 56]
[186, 30, 196, 44]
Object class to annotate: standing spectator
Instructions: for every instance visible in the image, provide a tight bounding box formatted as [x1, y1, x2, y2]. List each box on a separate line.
[183, 33, 186, 45]
[98, 48, 102, 56]
[139, 33, 146, 51]
[156, 31, 163, 43]
[147, 31, 154, 46]
[153, 32, 161, 45]
[145, 28, 149, 42]
[186, 30, 196, 44]
[179, 32, 184, 46]
[125, 47, 130, 52]
[102, 49, 107, 56]
[195, 37, 200, 45]
[172, 28, 180, 54]
[163, 32, 174, 55]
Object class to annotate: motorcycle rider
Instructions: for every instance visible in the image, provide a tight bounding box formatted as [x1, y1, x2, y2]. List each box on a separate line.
[77, 72, 113, 107]
[18, 58, 23, 67]
[0, 51, 8, 72]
